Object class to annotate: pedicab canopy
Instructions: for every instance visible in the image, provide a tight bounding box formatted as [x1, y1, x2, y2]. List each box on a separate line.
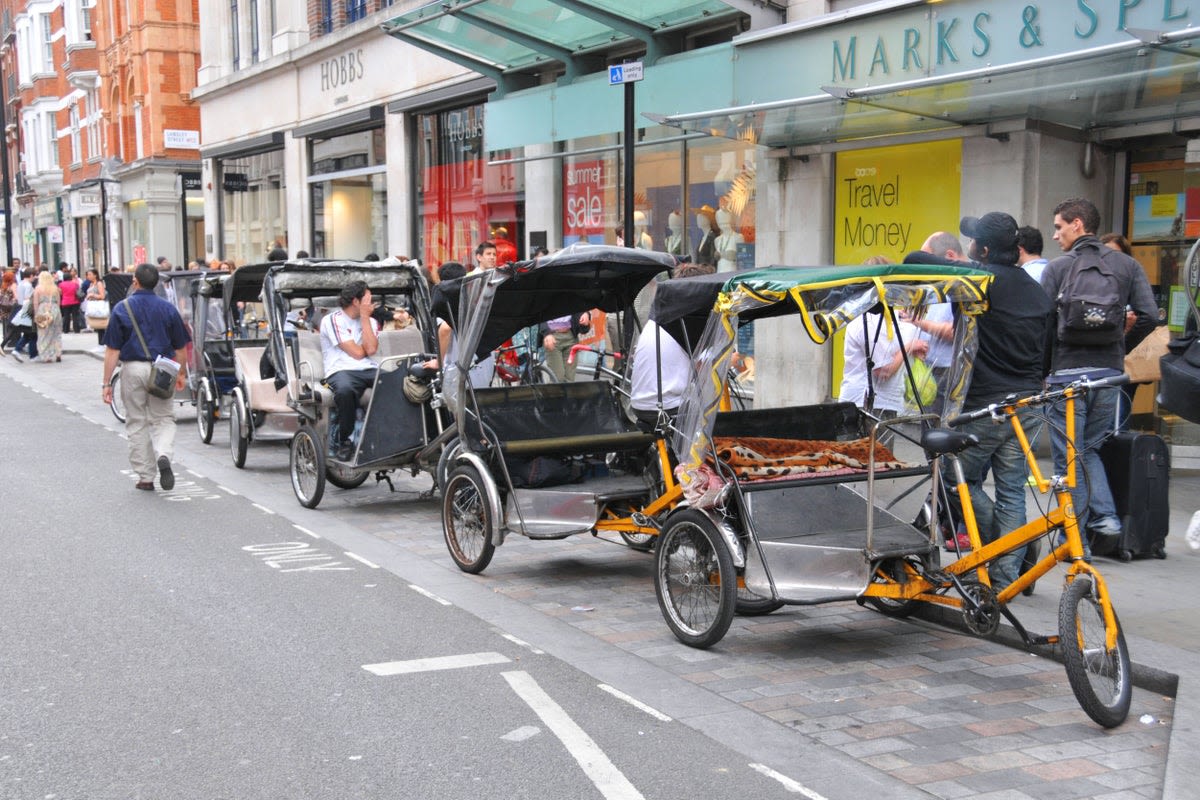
[670, 264, 994, 499]
[434, 244, 676, 412]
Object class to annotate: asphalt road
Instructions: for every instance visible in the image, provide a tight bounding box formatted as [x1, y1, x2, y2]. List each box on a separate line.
[0, 368, 895, 800]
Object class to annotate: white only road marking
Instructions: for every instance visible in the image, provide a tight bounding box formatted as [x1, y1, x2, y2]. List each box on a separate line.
[500, 632, 544, 655]
[503, 670, 645, 800]
[362, 652, 511, 676]
[408, 584, 451, 605]
[748, 763, 830, 799]
[344, 552, 379, 569]
[293, 524, 320, 539]
[597, 685, 671, 722]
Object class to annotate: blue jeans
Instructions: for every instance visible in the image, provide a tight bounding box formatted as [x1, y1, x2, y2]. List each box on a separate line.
[1046, 384, 1121, 557]
[952, 408, 1040, 588]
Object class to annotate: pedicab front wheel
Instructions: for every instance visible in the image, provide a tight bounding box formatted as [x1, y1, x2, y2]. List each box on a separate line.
[326, 461, 370, 490]
[442, 464, 496, 574]
[195, 378, 216, 444]
[655, 509, 736, 648]
[1059, 575, 1132, 729]
[109, 369, 126, 423]
[290, 426, 327, 509]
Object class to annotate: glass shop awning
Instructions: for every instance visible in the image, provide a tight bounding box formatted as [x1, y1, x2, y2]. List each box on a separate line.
[381, 0, 745, 90]
[647, 29, 1200, 150]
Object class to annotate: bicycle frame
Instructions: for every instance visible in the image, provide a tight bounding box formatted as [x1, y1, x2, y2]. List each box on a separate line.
[863, 382, 1122, 651]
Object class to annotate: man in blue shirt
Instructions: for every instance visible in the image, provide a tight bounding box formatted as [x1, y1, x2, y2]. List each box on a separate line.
[101, 264, 192, 491]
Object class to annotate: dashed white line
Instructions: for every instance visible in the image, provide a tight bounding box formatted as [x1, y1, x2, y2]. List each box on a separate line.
[292, 524, 319, 539]
[251, 502, 275, 515]
[362, 652, 511, 676]
[345, 552, 379, 569]
[597, 685, 671, 722]
[748, 763, 830, 799]
[408, 584, 451, 605]
[500, 633, 544, 655]
[186, 469, 203, 478]
[503, 671, 644, 800]
[218, 485, 238, 495]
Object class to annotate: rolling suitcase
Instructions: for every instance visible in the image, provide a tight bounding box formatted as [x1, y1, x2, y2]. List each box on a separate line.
[1094, 431, 1170, 560]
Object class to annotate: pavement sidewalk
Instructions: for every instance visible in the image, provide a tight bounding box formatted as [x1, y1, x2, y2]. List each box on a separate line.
[21, 331, 1200, 798]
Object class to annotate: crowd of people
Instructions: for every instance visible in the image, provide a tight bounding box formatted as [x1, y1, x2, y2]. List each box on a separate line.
[1, 260, 97, 363]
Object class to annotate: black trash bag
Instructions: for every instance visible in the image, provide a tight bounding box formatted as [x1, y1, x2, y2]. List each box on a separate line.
[504, 455, 575, 488]
[1159, 334, 1200, 425]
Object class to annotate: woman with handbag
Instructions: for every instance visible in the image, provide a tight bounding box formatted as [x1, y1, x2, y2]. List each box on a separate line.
[32, 271, 63, 362]
[58, 267, 84, 333]
[83, 269, 110, 345]
[0, 270, 16, 346]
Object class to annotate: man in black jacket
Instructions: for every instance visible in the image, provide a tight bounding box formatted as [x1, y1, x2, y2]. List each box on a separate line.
[953, 212, 1054, 587]
[1041, 198, 1157, 556]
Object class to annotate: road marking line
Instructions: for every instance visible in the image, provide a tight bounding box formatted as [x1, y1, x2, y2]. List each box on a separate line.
[251, 503, 275, 515]
[293, 524, 320, 539]
[363, 652, 510, 676]
[597, 685, 671, 722]
[345, 552, 379, 568]
[186, 469, 202, 478]
[218, 485, 238, 495]
[500, 633, 544, 655]
[748, 763, 830, 799]
[503, 671, 644, 800]
[408, 584, 451, 605]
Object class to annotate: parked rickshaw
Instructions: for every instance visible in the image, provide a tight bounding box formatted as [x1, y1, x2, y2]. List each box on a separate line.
[654, 264, 1133, 728]
[259, 258, 451, 509]
[437, 244, 683, 574]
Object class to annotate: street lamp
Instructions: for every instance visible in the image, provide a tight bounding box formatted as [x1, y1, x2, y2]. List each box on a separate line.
[0, 43, 15, 267]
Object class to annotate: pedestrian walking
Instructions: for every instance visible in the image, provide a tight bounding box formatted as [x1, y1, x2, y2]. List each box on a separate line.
[59, 266, 85, 333]
[32, 271, 63, 362]
[101, 263, 191, 491]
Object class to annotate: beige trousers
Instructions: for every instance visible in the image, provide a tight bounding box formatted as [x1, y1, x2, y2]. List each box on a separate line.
[120, 360, 176, 482]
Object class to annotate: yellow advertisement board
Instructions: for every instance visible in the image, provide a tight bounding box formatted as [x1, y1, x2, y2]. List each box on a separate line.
[831, 140, 963, 388]
[833, 140, 963, 264]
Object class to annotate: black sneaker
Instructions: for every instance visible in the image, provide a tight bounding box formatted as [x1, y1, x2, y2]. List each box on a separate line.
[157, 455, 175, 491]
[335, 442, 354, 462]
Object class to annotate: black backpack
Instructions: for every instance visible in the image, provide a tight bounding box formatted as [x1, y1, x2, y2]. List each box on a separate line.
[1055, 242, 1126, 346]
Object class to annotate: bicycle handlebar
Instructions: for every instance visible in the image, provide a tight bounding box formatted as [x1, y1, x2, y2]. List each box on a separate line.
[947, 373, 1131, 428]
[567, 343, 622, 365]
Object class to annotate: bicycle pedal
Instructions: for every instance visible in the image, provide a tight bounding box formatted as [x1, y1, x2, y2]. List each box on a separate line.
[1030, 634, 1057, 646]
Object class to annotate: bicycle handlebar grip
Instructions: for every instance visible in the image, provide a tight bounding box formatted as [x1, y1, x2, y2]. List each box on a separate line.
[567, 343, 588, 365]
[1085, 373, 1131, 390]
[947, 405, 992, 428]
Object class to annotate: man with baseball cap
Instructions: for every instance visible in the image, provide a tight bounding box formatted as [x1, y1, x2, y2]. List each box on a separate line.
[951, 211, 1054, 589]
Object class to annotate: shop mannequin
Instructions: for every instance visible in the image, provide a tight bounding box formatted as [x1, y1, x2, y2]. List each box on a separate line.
[715, 208, 744, 272]
[665, 211, 684, 257]
[693, 205, 718, 268]
[633, 210, 653, 250]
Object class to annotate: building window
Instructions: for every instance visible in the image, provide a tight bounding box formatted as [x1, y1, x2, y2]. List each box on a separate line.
[307, 128, 387, 258]
[80, 0, 93, 41]
[41, 14, 53, 69]
[250, 0, 259, 62]
[133, 102, 144, 159]
[219, 149, 286, 265]
[230, 0, 240, 69]
[47, 114, 59, 168]
[321, 0, 333, 34]
[70, 106, 81, 164]
[86, 90, 101, 157]
[346, 0, 366, 23]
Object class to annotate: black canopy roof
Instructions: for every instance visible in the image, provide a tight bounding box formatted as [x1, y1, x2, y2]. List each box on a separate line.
[434, 244, 676, 358]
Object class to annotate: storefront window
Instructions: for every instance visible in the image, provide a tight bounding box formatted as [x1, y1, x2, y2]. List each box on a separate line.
[127, 199, 148, 266]
[1128, 149, 1200, 441]
[415, 103, 524, 270]
[219, 148, 285, 265]
[309, 128, 387, 259]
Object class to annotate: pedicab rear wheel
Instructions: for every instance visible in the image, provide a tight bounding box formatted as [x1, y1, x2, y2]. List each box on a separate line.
[109, 369, 126, 423]
[865, 555, 924, 619]
[196, 378, 216, 444]
[1059, 575, 1131, 728]
[290, 426, 326, 509]
[442, 464, 496, 574]
[326, 461, 370, 490]
[229, 392, 249, 469]
[655, 509, 736, 648]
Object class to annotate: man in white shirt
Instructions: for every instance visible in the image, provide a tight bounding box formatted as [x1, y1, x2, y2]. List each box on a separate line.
[1017, 226, 1049, 284]
[629, 319, 691, 429]
[320, 280, 379, 460]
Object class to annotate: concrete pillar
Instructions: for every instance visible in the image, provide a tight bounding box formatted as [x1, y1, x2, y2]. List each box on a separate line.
[285, 136, 308, 256]
[143, 170, 183, 265]
[386, 111, 411, 258]
[524, 142, 560, 252]
[755, 153, 835, 408]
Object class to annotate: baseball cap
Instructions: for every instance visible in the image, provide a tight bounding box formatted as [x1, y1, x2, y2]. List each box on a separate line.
[960, 212, 1019, 249]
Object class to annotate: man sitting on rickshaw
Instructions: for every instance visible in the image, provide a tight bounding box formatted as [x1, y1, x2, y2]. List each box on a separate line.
[319, 280, 380, 460]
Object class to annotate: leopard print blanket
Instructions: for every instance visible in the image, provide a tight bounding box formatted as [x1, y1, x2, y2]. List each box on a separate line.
[712, 436, 909, 481]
